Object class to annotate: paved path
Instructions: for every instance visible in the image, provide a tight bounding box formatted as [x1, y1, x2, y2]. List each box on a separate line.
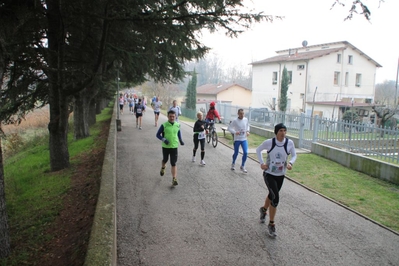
[116, 107, 399, 266]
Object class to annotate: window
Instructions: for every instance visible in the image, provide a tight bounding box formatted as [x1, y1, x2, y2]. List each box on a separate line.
[297, 65, 305, 70]
[334, 71, 340, 85]
[365, 98, 372, 103]
[345, 72, 349, 86]
[348, 55, 353, 64]
[272, 72, 278, 84]
[288, 71, 292, 84]
[337, 54, 341, 63]
[356, 73, 362, 87]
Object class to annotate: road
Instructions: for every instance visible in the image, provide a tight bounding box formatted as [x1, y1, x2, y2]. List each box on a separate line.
[116, 107, 399, 266]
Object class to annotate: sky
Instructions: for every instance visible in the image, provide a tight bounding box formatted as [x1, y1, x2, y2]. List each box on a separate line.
[200, 0, 399, 83]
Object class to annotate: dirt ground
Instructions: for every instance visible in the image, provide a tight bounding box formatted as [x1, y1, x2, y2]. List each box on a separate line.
[34, 120, 110, 265]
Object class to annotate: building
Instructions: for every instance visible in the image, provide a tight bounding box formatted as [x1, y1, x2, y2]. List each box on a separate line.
[251, 41, 382, 120]
[196, 83, 252, 107]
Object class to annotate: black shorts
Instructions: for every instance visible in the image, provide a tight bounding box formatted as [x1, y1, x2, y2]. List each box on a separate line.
[162, 147, 178, 166]
[154, 111, 160, 116]
[136, 113, 143, 118]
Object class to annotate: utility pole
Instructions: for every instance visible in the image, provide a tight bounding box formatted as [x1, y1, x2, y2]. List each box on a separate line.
[310, 86, 317, 130]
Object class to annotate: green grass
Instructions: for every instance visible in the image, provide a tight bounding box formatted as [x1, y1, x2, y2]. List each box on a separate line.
[173, 113, 399, 233]
[239, 132, 399, 233]
[1, 104, 113, 265]
[286, 154, 399, 232]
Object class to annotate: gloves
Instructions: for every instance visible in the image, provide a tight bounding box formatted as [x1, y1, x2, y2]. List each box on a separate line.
[162, 138, 170, 145]
[180, 140, 185, 146]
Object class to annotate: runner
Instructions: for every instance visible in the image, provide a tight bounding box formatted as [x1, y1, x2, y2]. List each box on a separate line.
[128, 95, 135, 114]
[169, 100, 182, 121]
[151, 96, 162, 127]
[134, 98, 145, 129]
[228, 108, 250, 173]
[192, 111, 207, 166]
[156, 110, 185, 186]
[118, 94, 125, 115]
[255, 123, 297, 238]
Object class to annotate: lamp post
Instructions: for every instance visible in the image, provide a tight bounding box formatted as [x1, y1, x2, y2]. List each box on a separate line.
[114, 60, 122, 131]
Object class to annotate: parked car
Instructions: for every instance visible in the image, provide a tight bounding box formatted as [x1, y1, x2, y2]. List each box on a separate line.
[247, 108, 270, 123]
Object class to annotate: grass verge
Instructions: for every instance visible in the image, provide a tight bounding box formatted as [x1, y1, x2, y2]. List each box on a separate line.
[1, 105, 113, 265]
[219, 130, 399, 233]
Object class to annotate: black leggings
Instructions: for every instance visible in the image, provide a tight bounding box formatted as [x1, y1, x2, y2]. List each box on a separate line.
[193, 134, 205, 159]
[263, 173, 285, 208]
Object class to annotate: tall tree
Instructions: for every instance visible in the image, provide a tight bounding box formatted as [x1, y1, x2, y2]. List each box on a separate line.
[279, 66, 289, 112]
[2, 1, 269, 171]
[185, 69, 198, 110]
[191, 70, 198, 109]
[185, 76, 193, 109]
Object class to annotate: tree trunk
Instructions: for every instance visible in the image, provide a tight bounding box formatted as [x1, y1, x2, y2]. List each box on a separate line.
[95, 95, 103, 114]
[47, 0, 71, 171]
[73, 89, 91, 140]
[88, 97, 96, 126]
[48, 91, 71, 171]
[0, 136, 11, 258]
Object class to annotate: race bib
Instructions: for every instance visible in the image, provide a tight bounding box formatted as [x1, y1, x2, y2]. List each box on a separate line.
[198, 131, 205, 139]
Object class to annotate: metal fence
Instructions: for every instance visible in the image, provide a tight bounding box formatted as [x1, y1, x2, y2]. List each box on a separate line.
[182, 103, 399, 164]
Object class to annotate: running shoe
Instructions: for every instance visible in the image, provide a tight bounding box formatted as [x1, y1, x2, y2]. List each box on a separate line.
[200, 160, 206, 166]
[172, 177, 178, 186]
[240, 166, 248, 173]
[139, 126, 142, 130]
[259, 207, 267, 223]
[268, 223, 277, 238]
[231, 163, 235, 170]
[160, 167, 165, 176]
[192, 156, 196, 162]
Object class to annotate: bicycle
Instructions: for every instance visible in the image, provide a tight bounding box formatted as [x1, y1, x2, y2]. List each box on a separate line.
[206, 120, 218, 148]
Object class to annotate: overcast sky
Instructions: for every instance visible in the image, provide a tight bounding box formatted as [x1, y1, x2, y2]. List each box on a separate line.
[200, 0, 398, 83]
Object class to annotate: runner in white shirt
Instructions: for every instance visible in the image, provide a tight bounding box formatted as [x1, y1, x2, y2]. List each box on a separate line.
[151, 96, 162, 127]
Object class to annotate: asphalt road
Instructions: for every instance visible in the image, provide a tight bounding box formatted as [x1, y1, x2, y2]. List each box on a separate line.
[116, 107, 399, 266]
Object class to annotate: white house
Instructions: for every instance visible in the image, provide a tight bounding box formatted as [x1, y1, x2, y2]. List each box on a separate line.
[251, 41, 382, 120]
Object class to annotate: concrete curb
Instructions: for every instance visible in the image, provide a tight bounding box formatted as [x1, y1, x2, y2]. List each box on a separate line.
[84, 104, 117, 266]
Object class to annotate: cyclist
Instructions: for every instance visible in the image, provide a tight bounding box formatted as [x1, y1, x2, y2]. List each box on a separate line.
[205, 101, 222, 133]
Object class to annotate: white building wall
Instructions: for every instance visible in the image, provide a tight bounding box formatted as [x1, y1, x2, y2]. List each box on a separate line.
[251, 64, 280, 108]
[252, 42, 378, 118]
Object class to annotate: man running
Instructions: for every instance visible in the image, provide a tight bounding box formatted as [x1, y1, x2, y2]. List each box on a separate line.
[156, 110, 185, 186]
[134, 98, 145, 129]
[151, 96, 162, 127]
[256, 123, 297, 238]
[228, 108, 250, 173]
[169, 100, 182, 121]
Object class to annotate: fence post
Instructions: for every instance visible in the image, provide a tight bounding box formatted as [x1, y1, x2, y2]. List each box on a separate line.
[299, 113, 305, 148]
[313, 115, 319, 142]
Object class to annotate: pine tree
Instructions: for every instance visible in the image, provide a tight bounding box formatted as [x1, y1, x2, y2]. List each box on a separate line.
[279, 66, 289, 112]
[190, 70, 198, 110]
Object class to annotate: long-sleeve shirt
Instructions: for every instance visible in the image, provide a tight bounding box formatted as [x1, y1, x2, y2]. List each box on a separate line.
[156, 121, 183, 148]
[256, 137, 297, 176]
[228, 117, 250, 141]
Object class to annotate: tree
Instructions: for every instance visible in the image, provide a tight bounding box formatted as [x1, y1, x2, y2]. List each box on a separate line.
[185, 70, 198, 110]
[342, 110, 360, 122]
[375, 80, 397, 107]
[279, 66, 289, 112]
[1, 0, 268, 171]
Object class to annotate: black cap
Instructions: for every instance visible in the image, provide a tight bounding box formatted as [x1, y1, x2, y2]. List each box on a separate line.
[274, 123, 287, 134]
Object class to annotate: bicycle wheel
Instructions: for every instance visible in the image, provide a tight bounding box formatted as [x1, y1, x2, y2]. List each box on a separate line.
[206, 131, 211, 143]
[212, 131, 218, 148]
